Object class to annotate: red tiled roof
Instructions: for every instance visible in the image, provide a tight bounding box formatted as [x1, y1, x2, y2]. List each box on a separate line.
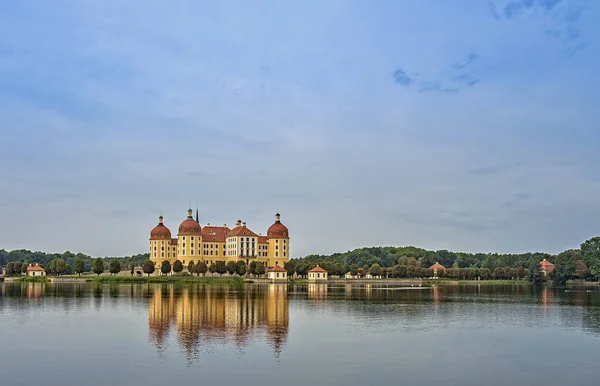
[226, 225, 258, 238]
[169, 238, 178, 245]
[429, 262, 446, 270]
[269, 265, 286, 273]
[309, 266, 327, 273]
[267, 222, 289, 239]
[201, 226, 231, 242]
[540, 259, 555, 271]
[258, 235, 268, 243]
[178, 218, 201, 235]
[150, 223, 172, 239]
[27, 264, 45, 272]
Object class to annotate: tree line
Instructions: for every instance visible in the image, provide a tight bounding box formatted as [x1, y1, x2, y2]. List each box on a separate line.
[3, 236, 600, 283]
[288, 236, 600, 284]
[0, 249, 149, 272]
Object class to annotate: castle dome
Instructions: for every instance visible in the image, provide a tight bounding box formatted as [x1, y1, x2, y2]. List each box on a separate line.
[267, 212, 289, 239]
[178, 208, 201, 235]
[150, 215, 172, 239]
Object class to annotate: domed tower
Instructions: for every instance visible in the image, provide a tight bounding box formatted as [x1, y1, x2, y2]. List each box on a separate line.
[177, 207, 202, 262]
[267, 212, 290, 267]
[150, 214, 172, 261]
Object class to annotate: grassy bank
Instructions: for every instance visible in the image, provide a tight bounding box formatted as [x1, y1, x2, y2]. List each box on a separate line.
[85, 275, 248, 284]
[13, 276, 50, 283]
[422, 279, 531, 285]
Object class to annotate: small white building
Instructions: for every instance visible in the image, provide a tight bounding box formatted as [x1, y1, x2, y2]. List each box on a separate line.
[267, 265, 287, 281]
[345, 271, 355, 279]
[26, 264, 46, 277]
[308, 265, 328, 281]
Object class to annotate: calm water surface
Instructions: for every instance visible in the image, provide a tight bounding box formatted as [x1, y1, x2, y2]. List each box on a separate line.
[1, 282, 600, 386]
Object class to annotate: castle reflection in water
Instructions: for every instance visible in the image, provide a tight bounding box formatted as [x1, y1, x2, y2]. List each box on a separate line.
[148, 284, 289, 357]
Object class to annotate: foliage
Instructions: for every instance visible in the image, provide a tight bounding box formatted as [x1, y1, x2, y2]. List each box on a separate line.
[284, 260, 296, 277]
[0, 249, 149, 272]
[161, 261, 171, 275]
[88, 275, 245, 284]
[369, 263, 382, 277]
[236, 261, 247, 276]
[215, 261, 227, 276]
[173, 260, 184, 274]
[5, 262, 15, 276]
[142, 260, 155, 276]
[13, 262, 22, 275]
[92, 259, 104, 276]
[208, 263, 217, 274]
[551, 250, 577, 285]
[527, 260, 543, 284]
[73, 258, 85, 276]
[580, 237, 600, 281]
[226, 261, 237, 275]
[254, 262, 265, 277]
[196, 262, 208, 276]
[109, 260, 121, 275]
[188, 261, 195, 274]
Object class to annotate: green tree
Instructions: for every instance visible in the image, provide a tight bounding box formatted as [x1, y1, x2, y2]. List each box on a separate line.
[55, 259, 67, 276]
[236, 261, 247, 276]
[226, 261, 237, 276]
[196, 262, 208, 276]
[249, 261, 257, 276]
[350, 264, 358, 276]
[479, 268, 490, 280]
[173, 260, 184, 274]
[21, 262, 29, 274]
[13, 261, 22, 276]
[208, 263, 217, 275]
[495, 267, 505, 280]
[527, 260, 542, 284]
[551, 250, 577, 285]
[188, 261, 195, 274]
[109, 260, 121, 275]
[73, 258, 85, 276]
[5, 262, 15, 276]
[161, 261, 171, 275]
[142, 260, 155, 277]
[254, 262, 265, 278]
[215, 261, 227, 276]
[580, 237, 600, 281]
[92, 259, 104, 276]
[47, 260, 57, 275]
[284, 260, 296, 277]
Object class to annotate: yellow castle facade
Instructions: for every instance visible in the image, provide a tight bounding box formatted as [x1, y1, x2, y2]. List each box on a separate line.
[149, 208, 290, 269]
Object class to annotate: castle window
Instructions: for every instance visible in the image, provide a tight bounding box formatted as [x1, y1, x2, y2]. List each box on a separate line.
[183, 260, 185, 264]
[275, 246, 278, 250]
[191, 250, 194, 255]
[284, 252, 286, 257]
[276, 252, 279, 257]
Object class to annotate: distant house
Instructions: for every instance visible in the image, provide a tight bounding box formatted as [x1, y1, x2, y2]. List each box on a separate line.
[267, 265, 287, 281]
[540, 259, 555, 276]
[429, 262, 446, 275]
[26, 264, 46, 277]
[308, 265, 328, 281]
[345, 272, 355, 279]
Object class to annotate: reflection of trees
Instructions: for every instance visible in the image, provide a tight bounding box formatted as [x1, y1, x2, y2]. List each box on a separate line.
[148, 284, 289, 359]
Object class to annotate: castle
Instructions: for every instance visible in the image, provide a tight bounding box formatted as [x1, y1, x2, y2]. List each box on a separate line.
[149, 208, 290, 270]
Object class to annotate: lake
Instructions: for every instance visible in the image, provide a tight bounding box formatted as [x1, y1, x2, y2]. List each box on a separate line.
[1, 282, 600, 385]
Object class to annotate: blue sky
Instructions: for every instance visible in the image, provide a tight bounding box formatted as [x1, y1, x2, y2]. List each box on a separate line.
[0, 0, 599, 257]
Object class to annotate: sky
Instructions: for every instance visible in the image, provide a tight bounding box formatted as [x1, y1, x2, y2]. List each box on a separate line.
[0, 0, 599, 258]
